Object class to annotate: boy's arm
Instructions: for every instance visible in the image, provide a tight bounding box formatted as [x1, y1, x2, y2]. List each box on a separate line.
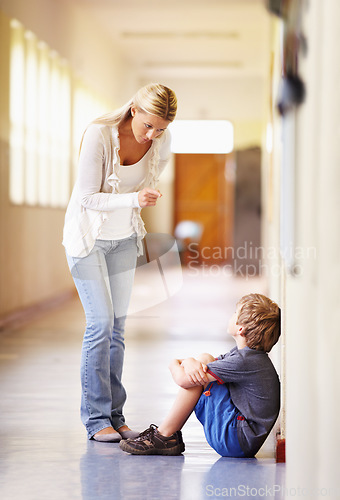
[169, 358, 217, 389]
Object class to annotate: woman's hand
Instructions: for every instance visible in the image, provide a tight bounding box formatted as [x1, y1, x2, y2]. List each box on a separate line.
[138, 188, 162, 207]
[180, 357, 209, 386]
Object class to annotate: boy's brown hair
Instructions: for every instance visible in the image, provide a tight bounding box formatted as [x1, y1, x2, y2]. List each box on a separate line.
[236, 293, 281, 352]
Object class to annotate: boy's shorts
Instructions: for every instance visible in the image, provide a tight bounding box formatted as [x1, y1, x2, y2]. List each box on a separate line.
[194, 381, 245, 457]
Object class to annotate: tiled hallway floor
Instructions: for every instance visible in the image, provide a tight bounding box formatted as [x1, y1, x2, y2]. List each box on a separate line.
[0, 268, 285, 499]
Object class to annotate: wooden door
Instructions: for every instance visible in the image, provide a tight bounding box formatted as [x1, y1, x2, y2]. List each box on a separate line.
[174, 153, 234, 263]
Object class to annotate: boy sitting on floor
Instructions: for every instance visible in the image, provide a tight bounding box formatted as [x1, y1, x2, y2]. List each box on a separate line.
[120, 293, 281, 458]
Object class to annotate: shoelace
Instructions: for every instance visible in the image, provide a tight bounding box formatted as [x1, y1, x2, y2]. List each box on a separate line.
[135, 424, 158, 441]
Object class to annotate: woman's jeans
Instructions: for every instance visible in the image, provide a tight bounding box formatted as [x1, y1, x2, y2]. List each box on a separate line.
[66, 236, 137, 439]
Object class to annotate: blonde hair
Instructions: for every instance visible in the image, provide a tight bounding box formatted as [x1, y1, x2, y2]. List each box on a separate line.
[236, 294, 281, 352]
[92, 83, 177, 127]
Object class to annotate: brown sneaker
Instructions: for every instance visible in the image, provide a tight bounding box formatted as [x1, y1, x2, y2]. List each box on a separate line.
[119, 424, 185, 456]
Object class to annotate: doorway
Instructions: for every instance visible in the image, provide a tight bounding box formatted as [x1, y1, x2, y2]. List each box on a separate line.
[174, 153, 235, 264]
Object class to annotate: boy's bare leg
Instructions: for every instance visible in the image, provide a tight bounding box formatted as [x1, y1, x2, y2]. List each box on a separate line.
[158, 352, 215, 437]
[158, 385, 203, 437]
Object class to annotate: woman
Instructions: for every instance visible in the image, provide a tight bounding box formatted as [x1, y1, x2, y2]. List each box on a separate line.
[63, 83, 177, 442]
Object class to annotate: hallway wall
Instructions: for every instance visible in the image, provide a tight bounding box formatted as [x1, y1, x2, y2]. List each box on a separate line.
[0, 0, 134, 103]
[0, 3, 134, 320]
[284, 0, 340, 493]
[264, 0, 340, 494]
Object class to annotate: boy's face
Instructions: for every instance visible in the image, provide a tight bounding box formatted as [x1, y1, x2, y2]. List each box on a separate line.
[227, 305, 243, 338]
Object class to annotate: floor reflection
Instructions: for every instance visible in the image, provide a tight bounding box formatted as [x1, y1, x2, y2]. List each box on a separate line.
[201, 457, 286, 499]
[80, 441, 185, 499]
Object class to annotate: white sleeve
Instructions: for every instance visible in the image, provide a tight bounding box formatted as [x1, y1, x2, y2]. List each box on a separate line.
[77, 125, 140, 211]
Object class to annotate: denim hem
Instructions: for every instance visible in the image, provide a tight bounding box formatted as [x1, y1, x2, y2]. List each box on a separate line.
[112, 419, 126, 432]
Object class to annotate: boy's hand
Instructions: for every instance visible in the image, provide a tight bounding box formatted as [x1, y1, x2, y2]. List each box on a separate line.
[180, 358, 209, 385]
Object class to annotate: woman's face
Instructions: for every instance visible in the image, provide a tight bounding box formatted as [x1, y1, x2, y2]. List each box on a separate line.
[131, 107, 170, 144]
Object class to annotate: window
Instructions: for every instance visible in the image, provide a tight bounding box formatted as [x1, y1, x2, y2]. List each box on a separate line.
[9, 20, 71, 207]
[9, 20, 109, 208]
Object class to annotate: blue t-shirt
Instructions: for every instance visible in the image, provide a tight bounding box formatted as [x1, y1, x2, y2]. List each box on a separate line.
[207, 346, 280, 457]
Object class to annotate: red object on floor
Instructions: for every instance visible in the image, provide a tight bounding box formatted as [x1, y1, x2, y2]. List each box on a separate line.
[276, 438, 286, 463]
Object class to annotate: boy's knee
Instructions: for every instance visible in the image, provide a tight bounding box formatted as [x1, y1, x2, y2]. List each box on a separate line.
[196, 353, 215, 364]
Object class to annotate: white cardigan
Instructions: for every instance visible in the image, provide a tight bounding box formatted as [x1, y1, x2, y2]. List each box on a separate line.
[62, 123, 171, 258]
